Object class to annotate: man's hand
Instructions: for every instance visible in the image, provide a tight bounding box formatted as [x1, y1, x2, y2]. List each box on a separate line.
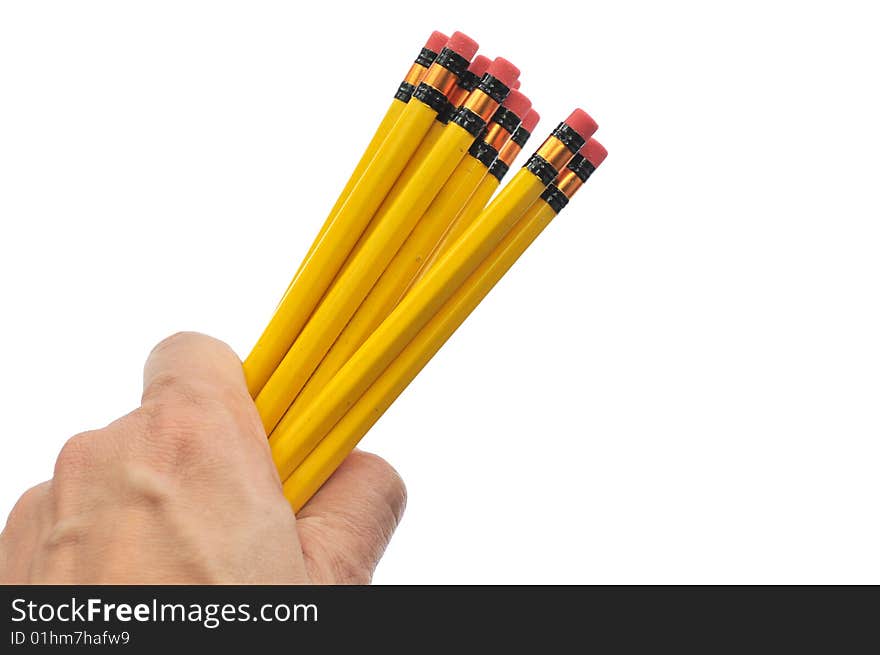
[0, 332, 406, 584]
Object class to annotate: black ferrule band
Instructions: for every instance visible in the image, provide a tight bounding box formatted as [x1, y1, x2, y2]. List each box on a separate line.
[551, 122, 587, 153]
[566, 153, 597, 182]
[490, 106, 521, 135]
[435, 101, 454, 125]
[524, 154, 558, 186]
[458, 70, 480, 93]
[451, 106, 487, 138]
[488, 159, 509, 181]
[540, 184, 568, 214]
[395, 81, 415, 103]
[511, 126, 531, 147]
[435, 48, 470, 78]
[413, 83, 449, 113]
[477, 74, 511, 104]
[416, 47, 439, 69]
[468, 140, 499, 168]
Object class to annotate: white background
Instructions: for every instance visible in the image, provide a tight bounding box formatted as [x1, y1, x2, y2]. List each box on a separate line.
[1, 1, 878, 584]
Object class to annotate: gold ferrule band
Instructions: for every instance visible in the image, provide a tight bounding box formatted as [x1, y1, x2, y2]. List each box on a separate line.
[422, 64, 459, 97]
[555, 168, 584, 197]
[403, 62, 427, 87]
[462, 89, 501, 123]
[447, 85, 470, 109]
[483, 122, 511, 153]
[497, 139, 522, 166]
[536, 135, 574, 172]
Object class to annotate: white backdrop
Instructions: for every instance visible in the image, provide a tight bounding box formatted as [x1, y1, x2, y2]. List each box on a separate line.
[1, 1, 878, 583]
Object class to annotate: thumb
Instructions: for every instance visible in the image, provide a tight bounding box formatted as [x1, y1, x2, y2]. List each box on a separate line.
[295, 450, 406, 584]
[142, 331, 250, 406]
[141, 331, 270, 455]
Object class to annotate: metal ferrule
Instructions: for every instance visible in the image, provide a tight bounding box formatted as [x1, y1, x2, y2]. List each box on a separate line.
[482, 120, 514, 153]
[555, 166, 585, 198]
[461, 88, 501, 123]
[403, 62, 428, 87]
[535, 135, 575, 172]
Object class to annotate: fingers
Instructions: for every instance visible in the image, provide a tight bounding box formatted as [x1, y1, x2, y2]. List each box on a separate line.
[142, 331, 250, 408]
[296, 450, 406, 584]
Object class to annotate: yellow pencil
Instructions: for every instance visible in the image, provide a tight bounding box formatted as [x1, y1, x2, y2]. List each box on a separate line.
[269, 110, 598, 479]
[283, 139, 609, 510]
[415, 108, 539, 281]
[338, 54, 491, 267]
[256, 58, 521, 433]
[243, 32, 479, 397]
[286, 30, 448, 294]
[285, 90, 533, 418]
[254, 53, 492, 432]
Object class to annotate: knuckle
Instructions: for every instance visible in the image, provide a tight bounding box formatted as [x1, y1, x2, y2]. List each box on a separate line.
[142, 372, 210, 409]
[138, 402, 212, 467]
[148, 332, 239, 371]
[6, 482, 50, 526]
[138, 391, 258, 473]
[148, 331, 200, 358]
[54, 432, 98, 478]
[207, 336, 240, 363]
[142, 372, 246, 429]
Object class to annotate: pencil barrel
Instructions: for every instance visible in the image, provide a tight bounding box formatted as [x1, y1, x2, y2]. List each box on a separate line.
[244, 97, 438, 399]
[243, 31, 605, 514]
[282, 139, 607, 508]
[283, 200, 559, 511]
[288, 151, 491, 418]
[277, 98, 408, 306]
[258, 120, 479, 435]
[420, 173, 500, 277]
[269, 168, 547, 480]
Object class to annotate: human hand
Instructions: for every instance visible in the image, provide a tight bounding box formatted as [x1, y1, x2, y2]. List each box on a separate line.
[0, 332, 406, 584]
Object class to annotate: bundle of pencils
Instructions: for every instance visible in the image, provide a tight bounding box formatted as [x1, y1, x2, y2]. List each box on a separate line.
[245, 30, 607, 511]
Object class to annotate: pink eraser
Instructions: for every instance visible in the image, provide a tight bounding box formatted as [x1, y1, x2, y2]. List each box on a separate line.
[512, 79, 521, 89]
[445, 31, 479, 61]
[486, 57, 520, 89]
[564, 108, 598, 140]
[521, 109, 540, 133]
[502, 89, 531, 120]
[468, 55, 491, 78]
[425, 31, 449, 53]
[581, 139, 607, 168]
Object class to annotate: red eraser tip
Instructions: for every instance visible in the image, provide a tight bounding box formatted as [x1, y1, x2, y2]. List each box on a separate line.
[502, 89, 531, 120]
[581, 139, 607, 168]
[425, 31, 449, 53]
[468, 55, 491, 78]
[565, 108, 598, 140]
[521, 109, 540, 133]
[486, 57, 520, 89]
[512, 79, 521, 89]
[445, 31, 479, 61]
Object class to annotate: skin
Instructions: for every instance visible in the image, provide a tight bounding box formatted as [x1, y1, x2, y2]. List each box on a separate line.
[0, 332, 406, 584]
